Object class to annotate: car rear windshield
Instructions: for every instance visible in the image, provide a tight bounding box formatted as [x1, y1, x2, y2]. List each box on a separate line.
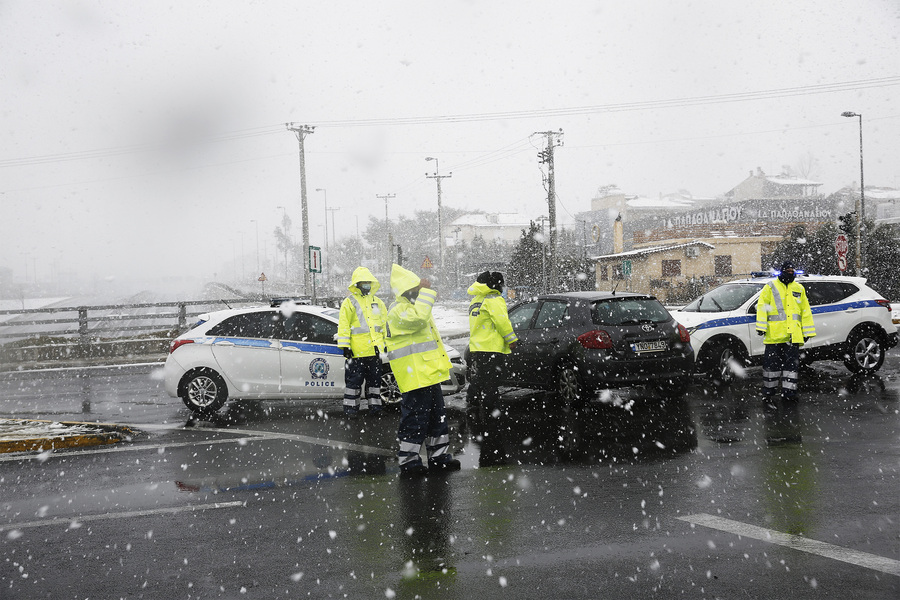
[681, 283, 764, 313]
[591, 297, 671, 325]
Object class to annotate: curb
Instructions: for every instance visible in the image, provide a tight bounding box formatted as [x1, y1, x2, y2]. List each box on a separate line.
[0, 419, 141, 454]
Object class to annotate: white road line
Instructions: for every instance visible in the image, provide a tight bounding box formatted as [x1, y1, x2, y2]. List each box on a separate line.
[678, 513, 900, 577]
[0, 425, 394, 462]
[0, 501, 245, 531]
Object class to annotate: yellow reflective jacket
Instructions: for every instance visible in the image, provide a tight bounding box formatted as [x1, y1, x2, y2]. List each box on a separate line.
[384, 264, 452, 393]
[755, 278, 816, 345]
[467, 281, 518, 353]
[337, 266, 387, 357]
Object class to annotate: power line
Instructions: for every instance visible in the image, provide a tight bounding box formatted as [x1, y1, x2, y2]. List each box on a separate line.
[3, 77, 896, 169]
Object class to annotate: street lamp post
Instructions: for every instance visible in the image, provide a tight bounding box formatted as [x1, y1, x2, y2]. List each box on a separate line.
[250, 219, 260, 276]
[276, 206, 289, 281]
[426, 157, 451, 284]
[841, 111, 865, 275]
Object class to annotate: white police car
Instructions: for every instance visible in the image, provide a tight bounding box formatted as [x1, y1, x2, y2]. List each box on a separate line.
[164, 301, 466, 415]
[671, 274, 898, 381]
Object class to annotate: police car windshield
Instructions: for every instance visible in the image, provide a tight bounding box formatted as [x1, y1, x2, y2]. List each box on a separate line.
[682, 283, 764, 313]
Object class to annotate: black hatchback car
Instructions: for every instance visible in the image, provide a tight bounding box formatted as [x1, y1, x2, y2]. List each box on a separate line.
[498, 292, 694, 407]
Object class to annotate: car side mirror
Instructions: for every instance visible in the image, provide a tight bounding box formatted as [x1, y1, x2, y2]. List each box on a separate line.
[747, 305, 756, 314]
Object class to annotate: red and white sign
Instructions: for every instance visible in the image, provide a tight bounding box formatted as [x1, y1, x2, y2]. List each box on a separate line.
[835, 233, 849, 272]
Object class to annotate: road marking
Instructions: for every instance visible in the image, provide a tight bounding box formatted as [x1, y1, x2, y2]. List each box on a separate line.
[678, 513, 900, 577]
[0, 424, 394, 461]
[0, 501, 244, 531]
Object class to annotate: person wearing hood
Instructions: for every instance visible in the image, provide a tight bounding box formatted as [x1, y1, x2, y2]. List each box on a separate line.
[755, 261, 816, 442]
[466, 271, 518, 418]
[385, 264, 460, 477]
[338, 267, 387, 417]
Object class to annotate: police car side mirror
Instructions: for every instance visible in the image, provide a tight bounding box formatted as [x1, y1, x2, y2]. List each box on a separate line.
[747, 305, 756, 314]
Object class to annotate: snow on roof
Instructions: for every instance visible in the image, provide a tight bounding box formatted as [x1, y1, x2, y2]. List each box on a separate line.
[865, 187, 900, 200]
[627, 196, 696, 209]
[765, 176, 822, 186]
[591, 241, 715, 261]
[450, 213, 532, 227]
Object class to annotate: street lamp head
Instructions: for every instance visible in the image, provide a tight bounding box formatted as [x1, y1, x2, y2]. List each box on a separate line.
[841, 111, 859, 118]
[425, 157, 435, 162]
[315, 188, 325, 192]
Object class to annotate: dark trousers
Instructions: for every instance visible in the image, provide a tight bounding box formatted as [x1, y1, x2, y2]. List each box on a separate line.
[397, 383, 452, 470]
[466, 351, 504, 409]
[762, 343, 800, 400]
[762, 343, 802, 440]
[343, 355, 383, 409]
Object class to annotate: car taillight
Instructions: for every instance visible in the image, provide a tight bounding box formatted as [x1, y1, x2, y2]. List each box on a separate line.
[876, 299, 891, 312]
[170, 339, 194, 354]
[577, 330, 613, 349]
[677, 323, 690, 343]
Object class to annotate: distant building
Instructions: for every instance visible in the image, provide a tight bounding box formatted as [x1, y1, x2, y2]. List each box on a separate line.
[586, 169, 840, 302]
[442, 212, 533, 245]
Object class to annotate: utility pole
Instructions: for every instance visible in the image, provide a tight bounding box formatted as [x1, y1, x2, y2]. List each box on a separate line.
[535, 129, 563, 292]
[286, 123, 315, 294]
[426, 157, 452, 282]
[377, 193, 395, 271]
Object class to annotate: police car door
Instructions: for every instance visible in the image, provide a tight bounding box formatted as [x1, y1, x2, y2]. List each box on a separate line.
[280, 312, 344, 398]
[208, 311, 282, 396]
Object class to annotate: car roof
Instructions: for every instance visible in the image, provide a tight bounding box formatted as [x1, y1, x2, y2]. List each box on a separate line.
[197, 303, 337, 324]
[526, 291, 657, 302]
[729, 274, 870, 286]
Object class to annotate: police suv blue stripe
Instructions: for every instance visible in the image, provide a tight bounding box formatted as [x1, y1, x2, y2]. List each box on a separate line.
[200, 337, 342, 355]
[281, 341, 344, 355]
[692, 299, 884, 332]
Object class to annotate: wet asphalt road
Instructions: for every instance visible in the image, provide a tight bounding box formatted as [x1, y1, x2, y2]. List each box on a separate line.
[0, 352, 898, 599]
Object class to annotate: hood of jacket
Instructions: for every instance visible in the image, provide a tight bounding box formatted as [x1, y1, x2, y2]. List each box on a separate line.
[390, 263, 421, 301]
[467, 282, 498, 297]
[348, 266, 380, 295]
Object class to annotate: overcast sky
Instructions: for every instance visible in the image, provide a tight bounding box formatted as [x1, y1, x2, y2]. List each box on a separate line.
[2, 0, 898, 290]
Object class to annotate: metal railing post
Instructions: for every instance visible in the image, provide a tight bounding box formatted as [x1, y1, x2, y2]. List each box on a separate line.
[78, 308, 89, 352]
[178, 303, 187, 331]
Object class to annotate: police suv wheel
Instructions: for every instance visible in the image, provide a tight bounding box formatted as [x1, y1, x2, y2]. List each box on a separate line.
[704, 340, 741, 384]
[844, 330, 885, 373]
[380, 371, 402, 405]
[181, 368, 228, 415]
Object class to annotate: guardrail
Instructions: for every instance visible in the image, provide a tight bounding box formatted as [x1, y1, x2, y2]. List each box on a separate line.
[0, 299, 262, 366]
[0, 297, 347, 367]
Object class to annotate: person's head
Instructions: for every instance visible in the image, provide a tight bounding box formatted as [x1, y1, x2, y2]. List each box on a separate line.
[357, 281, 372, 295]
[476, 271, 491, 285]
[778, 261, 795, 285]
[488, 271, 504, 292]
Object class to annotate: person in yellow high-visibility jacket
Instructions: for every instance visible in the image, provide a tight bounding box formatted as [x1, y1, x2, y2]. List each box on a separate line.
[385, 264, 460, 478]
[466, 271, 518, 418]
[337, 266, 387, 417]
[755, 261, 816, 443]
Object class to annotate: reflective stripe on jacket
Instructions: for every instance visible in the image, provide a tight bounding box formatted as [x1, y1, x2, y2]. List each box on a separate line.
[467, 281, 518, 353]
[385, 285, 451, 393]
[337, 266, 386, 357]
[755, 279, 816, 345]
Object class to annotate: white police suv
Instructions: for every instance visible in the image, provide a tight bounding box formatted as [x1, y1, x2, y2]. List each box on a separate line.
[164, 300, 466, 415]
[671, 274, 898, 381]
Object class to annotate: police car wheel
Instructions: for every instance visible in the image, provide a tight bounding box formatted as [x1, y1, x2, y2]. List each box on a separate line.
[704, 340, 740, 384]
[181, 368, 228, 415]
[380, 371, 402, 405]
[844, 330, 885, 373]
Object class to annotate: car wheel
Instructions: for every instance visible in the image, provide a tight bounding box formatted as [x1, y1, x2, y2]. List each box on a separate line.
[704, 340, 742, 384]
[843, 330, 885, 373]
[557, 364, 589, 459]
[180, 368, 228, 415]
[380, 370, 402, 405]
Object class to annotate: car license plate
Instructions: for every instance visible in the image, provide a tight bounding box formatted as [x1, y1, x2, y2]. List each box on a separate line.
[631, 340, 667, 353]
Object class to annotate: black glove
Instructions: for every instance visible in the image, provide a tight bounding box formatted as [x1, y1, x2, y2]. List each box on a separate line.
[803, 337, 809, 343]
[343, 348, 353, 359]
[757, 330, 765, 337]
